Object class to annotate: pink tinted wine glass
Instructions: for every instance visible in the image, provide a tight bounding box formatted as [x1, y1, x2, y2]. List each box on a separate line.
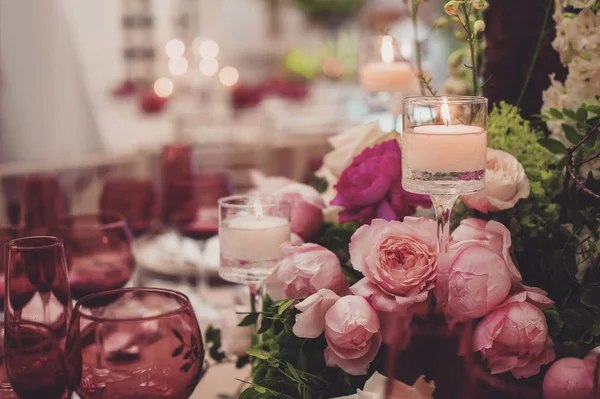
[4, 320, 77, 399]
[67, 288, 204, 399]
[56, 212, 135, 300]
[0, 225, 24, 312]
[19, 175, 67, 235]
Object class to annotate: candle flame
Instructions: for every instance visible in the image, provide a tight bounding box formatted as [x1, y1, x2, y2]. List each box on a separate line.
[380, 35, 395, 64]
[253, 196, 264, 220]
[441, 97, 451, 126]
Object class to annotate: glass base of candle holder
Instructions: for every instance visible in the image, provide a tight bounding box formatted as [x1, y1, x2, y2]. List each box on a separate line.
[402, 169, 486, 196]
[219, 256, 279, 285]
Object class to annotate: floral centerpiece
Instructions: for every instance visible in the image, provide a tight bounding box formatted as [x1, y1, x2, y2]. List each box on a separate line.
[204, 1, 600, 398]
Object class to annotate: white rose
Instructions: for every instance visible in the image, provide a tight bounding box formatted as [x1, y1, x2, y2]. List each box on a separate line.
[218, 306, 253, 357]
[333, 372, 435, 399]
[460, 148, 531, 214]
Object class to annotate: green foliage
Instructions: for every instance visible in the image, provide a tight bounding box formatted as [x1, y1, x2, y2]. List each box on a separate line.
[313, 222, 364, 285]
[237, 296, 381, 398]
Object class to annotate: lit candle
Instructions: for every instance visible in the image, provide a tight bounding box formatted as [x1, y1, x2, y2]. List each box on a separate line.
[219, 199, 290, 262]
[403, 98, 487, 173]
[360, 35, 415, 93]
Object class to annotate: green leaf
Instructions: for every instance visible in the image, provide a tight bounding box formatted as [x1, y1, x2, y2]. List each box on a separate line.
[544, 308, 565, 336]
[257, 317, 273, 334]
[593, 318, 600, 337]
[576, 106, 588, 122]
[254, 386, 267, 394]
[564, 108, 577, 119]
[238, 313, 259, 327]
[586, 104, 600, 115]
[246, 349, 270, 360]
[172, 329, 184, 342]
[549, 108, 563, 119]
[539, 138, 567, 154]
[277, 299, 296, 315]
[562, 123, 584, 144]
[581, 286, 600, 311]
[171, 345, 184, 357]
[298, 348, 308, 371]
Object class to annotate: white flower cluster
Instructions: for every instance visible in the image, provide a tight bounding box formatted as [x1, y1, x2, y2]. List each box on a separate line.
[542, 0, 600, 141]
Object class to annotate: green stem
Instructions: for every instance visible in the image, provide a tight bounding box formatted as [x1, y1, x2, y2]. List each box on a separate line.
[461, 4, 478, 96]
[516, 0, 553, 108]
[412, 1, 425, 95]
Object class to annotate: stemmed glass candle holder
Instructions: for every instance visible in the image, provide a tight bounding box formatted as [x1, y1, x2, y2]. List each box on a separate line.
[359, 34, 416, 125]
[401, 96, 488, 252]
[218, 195, 290, 309]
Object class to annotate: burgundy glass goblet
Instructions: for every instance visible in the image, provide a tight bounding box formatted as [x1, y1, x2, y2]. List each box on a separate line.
[19, 175, 67, 235]
[56, 212, 135, 300]
[4, 236, 72, 331]
[4, 320, 76, 399]
[161, 144, 195, 224]
[100, 178, 158, 236]
[0, 322, 18, 399]
[0, 226, 24, 311]
[68, 288, 205, 399]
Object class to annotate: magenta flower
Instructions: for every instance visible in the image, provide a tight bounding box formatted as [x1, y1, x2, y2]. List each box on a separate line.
[331, 140, 431, 224]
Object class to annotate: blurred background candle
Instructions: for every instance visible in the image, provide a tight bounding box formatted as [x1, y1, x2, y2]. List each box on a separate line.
[360, 35, 414, 94]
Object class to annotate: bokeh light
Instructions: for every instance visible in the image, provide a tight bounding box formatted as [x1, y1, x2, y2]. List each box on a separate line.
[154, 77, 174, 98]
[199, 58, 219, 77]
[219, 66, 239, 87]
[198, 39, 220, 59]
[168, 57, 189, 76]
[165, 39, 185, 59]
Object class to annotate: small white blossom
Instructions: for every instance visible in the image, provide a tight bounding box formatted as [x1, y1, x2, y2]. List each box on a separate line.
[444, 1, 463, 16]
[473, 20, 486, 34]
[566, 8, 600, 53]
[471, 0, 486, 9]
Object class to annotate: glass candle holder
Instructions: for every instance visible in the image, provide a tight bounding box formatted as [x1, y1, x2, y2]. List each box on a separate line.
[401, 96, 488, 253]
[218, 195, 291, 287]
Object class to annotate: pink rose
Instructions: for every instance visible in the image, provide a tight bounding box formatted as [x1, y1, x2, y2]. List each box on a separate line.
[273, 182, 325, 240]
[264, 243, 348, 301]
[460, 148, 530, 214]
[293, 290, 382, 375]
[436, 241, 513, 324]
[349, 218, 437, 315]
[473, 292, 555, 379]
[542, 357, 596, 399]
[451, 218, 522, 283]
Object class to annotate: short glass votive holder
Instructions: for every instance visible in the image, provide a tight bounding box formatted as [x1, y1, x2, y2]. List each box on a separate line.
[218, 195, 291, 286]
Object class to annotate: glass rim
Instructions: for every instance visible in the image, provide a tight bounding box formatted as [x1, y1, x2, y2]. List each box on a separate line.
[0, 223, 25, 232]
[218, 194, 291, 210]
[57, 211, 127, 230]
[7, 235, 63, 251]
[73, 287, 193, 323]
[402, 96, 488, 105]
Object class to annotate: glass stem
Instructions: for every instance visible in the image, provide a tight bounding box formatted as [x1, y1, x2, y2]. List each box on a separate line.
[431, 195, 458, 253]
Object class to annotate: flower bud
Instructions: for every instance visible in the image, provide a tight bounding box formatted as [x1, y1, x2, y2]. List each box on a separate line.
[444, 1, 464, 16]
[473, 20, 486, 34]
[471, 0, 486, 9]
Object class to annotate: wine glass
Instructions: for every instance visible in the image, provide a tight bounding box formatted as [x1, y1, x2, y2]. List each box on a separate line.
[4, 236, 72, 346]
[19, 175, 67, 235]
[0, 322, 17, 399]
[4, 320, 76, 399]
[56, 212, 135, 300]
[218, 195, 291, 310]
[0, 226, 24, 313]
[401, 96, 488, 253]
[67, 287, 204, 399]
[359, 34, 416, 130]
[100, 178, 158, 237]
[161, 144, 195, 225]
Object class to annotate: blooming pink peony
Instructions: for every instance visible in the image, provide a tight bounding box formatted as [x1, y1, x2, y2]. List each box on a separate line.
[542, 358, 595, 399]
[451, 218, 522, 283]
[436, 241, 513, 324]
[273, 182, 325, 240]
[293, 290, 382, 375]
[473, 292, 555, 379]
[349, 217, 436, 342]
[323, 296, 382, 375]
[264, 243, 348, 301]
[460, 148, 530, 214]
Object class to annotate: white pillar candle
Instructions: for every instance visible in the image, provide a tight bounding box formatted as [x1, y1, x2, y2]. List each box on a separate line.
[360, 61, 415, 93]
[219, 214, 291, 262]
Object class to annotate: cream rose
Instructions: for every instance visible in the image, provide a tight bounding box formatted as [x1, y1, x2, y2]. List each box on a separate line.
[333, 372, 435, 399]
[460, 148, 530, 214]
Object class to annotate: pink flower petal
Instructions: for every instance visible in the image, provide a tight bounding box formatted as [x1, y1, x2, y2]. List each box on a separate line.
[293, 289, 340, 338]
[324, 332, 383, 376]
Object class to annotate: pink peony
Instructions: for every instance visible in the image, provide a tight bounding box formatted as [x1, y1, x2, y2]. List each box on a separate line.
[273, 182, 325, 240]
[293, 290, 382, 375]
[451, 218, 522, 283]
[460, 148, 530, 214]
[264, 243, 348, 301]
[436, 241, 513, 324]
[473, 292, 555, 379]
[542, 358, 596, 399]
[349, 218, 437, 342]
